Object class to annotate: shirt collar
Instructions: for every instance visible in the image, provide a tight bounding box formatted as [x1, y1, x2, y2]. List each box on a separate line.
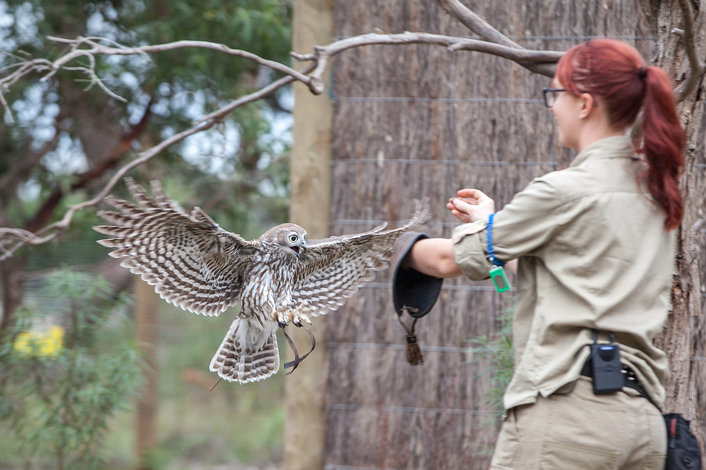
[570, 135, 636, 168]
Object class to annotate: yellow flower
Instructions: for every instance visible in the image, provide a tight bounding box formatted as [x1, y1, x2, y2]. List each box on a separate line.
[14, 326, 64, 357]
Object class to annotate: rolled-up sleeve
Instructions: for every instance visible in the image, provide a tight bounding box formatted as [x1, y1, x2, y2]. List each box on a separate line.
[452, 221, 492, 280]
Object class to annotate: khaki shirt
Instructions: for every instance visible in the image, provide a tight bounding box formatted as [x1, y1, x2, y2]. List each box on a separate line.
[452, 136, 674, 410]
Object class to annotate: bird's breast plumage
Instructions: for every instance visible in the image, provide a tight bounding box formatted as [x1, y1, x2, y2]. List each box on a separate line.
[240, 250, 298, 325]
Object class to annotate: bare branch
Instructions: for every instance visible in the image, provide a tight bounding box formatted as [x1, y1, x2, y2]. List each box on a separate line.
[673, 0, 706, 102]
[292, 32, 561, 90]
[432, 0, 522, 48]
[0, 68, 306, 261]
[431, 0, 557, 76]
[0, 36, 326, 259]
[449, 38, 562, 63]
[2, 30, 560, 113]
[0, 229, 57, 260]
[0, 37, 322, 101]
[0, 27, 563, 258]
[0, 21, 566, 259]
[58, 37, 317, 90]
[195, 67, 310, 125]
[5, 0, 702, 258]
[0, 58, 54, 123]
[62, 52, 128, 102]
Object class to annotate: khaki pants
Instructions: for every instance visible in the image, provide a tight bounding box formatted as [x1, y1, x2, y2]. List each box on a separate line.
[490, 376, 666, 470]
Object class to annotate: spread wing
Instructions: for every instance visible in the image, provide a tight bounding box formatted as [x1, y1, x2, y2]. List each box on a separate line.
[94, 178, 260, 316]
[290, 199, 430, 317]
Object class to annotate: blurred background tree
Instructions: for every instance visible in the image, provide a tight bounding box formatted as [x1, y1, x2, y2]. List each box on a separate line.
[0, 1, 292, 468]
[0, 0, 293, 324]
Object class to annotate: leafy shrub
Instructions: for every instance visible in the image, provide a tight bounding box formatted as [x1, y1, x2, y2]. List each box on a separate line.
[0, 269, 142, 470]
[468, 307, 514, 425]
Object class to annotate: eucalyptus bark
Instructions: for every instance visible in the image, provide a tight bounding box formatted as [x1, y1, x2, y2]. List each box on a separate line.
[648, 0, 706, 455]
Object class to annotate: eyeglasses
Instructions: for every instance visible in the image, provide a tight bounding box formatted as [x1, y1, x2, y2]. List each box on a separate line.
[542, 88, 566, 108]
[542, 87, 597, 108]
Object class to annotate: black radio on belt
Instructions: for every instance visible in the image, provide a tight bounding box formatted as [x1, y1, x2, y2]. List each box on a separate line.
[587, 330, 623, 394]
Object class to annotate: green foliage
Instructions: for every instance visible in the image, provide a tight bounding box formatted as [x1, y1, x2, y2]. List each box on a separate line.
[0, 4, 293, 464]
[468, 307, 514, 425]
[0, 0, 293, 268]
[152, 304, 285, 467]
[0, 269, 142, 469]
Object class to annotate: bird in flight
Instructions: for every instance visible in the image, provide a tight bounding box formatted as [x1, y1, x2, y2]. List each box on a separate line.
[94, 178, 429, 383]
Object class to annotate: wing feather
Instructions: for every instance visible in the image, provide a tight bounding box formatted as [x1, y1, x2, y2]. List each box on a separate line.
[94, 179, 260, 316]
[291, 199, 430, 317]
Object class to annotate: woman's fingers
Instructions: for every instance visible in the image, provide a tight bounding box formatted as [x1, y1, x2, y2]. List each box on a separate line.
[456, 188, 488, 201]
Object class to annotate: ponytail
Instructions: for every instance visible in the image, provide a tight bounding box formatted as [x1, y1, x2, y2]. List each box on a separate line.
[556, 39, 685, 230]
[640, 66, 686, 230]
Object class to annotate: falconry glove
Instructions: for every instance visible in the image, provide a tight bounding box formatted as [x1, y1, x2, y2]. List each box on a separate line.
[390, 231, 443, 365]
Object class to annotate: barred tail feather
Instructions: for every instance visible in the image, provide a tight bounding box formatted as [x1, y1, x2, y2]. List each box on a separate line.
[209, 318, 279, 383]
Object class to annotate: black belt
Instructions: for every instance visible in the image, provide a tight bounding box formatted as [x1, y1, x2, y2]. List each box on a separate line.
[580, 362, 651, 401]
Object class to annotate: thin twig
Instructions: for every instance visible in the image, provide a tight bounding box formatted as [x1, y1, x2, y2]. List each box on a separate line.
[45, 37, 317, 93]
[0, 37, 322, 104]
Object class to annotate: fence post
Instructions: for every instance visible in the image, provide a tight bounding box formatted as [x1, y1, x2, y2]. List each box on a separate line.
[134, 278, 159, 469]
[286, 1, 334, 469]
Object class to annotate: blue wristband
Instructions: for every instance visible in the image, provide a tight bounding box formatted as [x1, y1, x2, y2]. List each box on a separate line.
[486, 213, 505, 267]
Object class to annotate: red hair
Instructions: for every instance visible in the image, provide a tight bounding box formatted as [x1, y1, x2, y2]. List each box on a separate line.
[556, 39, 685, 230]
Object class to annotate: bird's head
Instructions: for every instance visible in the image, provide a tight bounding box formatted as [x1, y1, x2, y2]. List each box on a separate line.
[262, 223, 308, 259]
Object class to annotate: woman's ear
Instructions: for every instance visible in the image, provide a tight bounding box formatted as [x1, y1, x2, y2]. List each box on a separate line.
[578, 92, 596, 119]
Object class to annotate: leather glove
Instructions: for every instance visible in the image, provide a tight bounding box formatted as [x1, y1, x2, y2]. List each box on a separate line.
[391, 231, 443, 318]
[390, 232, 444, 366]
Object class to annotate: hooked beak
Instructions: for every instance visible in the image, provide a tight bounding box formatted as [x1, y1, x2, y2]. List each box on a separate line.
[293, 245, 306, 259]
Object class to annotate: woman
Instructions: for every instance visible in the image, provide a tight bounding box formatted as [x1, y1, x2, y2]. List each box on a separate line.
[400, 39, 685, 469]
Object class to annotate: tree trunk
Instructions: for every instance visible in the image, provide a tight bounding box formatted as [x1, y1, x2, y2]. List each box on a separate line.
[0, 257, 25, 338]
[134, 278, 160, 470]
[649, 0, 706, 456]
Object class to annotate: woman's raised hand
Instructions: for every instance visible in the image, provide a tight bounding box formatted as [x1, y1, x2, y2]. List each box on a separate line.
[447, 188, 495, 223]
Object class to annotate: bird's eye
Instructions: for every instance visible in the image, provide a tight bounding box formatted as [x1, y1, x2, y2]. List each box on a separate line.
[288, 234, 298, 243]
